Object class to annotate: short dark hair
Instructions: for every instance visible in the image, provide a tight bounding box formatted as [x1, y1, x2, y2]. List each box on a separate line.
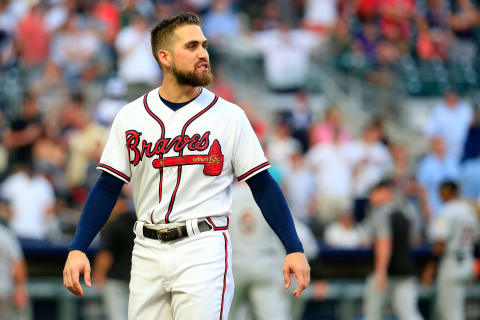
[371, 178, 394, 193]
[439, 180, 459, 195]
[150, 12, 201, 67]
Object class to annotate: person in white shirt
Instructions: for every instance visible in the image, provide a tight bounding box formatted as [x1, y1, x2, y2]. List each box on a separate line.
[0, 164, 56, 240]
[426, 90, 473, 164]
[324, 209, 365, 249]
[349, 123, 393, 222]
[115, 14, 161, 100]
[307, 127, 355, 225]
[252, 23, 319, 110]
[302, 0, 338, 33]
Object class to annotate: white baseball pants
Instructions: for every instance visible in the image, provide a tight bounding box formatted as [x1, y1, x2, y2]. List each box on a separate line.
[435, 256, 474, 320]
[129, 222, 234, 320]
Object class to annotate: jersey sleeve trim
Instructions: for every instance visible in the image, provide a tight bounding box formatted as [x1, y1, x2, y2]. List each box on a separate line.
[236, 161, 271, 182]
[96, 163, 130, 184]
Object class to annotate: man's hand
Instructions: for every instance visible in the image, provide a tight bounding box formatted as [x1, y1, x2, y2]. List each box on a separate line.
[63, 250, 92, 296]
[12, 285, 28, 309]
[282, 252, 310, 297]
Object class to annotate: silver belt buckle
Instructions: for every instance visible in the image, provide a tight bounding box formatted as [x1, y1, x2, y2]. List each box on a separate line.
[157, 226, 183, 241]
[157, 228, 170, 240]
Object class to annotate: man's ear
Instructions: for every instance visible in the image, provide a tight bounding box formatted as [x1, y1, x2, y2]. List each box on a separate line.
[158, 49, 171, 69]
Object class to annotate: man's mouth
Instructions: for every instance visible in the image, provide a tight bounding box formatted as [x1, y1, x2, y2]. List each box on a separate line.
[197, 62, 209, 71]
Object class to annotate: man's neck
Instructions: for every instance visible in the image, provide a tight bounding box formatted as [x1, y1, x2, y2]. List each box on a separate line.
[159, 76, 201, 103]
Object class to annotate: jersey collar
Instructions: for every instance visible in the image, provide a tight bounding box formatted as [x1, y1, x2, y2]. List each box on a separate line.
[147, 87, 215, 117]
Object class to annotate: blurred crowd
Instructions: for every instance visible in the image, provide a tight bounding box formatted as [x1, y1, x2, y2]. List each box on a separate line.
[263, 88, 479, 248]
[0, 0, 478, 247]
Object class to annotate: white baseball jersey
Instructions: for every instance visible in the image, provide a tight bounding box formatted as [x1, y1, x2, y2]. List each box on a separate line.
[430, 199, 479, 320]
[430, 199, 479, 259]
[97, 87, 270, 225]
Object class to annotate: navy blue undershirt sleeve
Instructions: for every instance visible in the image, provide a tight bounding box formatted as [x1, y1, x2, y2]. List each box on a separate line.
[245, 170, 304, 254]
[68, 171, 124, 252]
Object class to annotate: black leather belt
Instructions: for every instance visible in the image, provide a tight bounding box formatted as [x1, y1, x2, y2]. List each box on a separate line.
[143, 221, 212, 242]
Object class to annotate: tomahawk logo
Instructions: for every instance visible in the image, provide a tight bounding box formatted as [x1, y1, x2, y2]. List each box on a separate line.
[125, 130, 224, 176]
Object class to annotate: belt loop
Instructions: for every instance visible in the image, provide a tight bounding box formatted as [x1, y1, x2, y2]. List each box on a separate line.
[134, 220, 145, 240]
[192, 218, 201, 236]
[186, 219, 194, 237]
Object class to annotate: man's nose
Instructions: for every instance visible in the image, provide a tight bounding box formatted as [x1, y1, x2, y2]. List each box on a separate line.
[198, 47, 208, 59]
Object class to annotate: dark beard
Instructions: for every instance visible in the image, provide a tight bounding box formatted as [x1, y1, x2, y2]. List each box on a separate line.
[172, 64, 212, 87]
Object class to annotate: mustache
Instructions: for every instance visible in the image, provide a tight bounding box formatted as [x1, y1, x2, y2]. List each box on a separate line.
[195, 59, 209, 67]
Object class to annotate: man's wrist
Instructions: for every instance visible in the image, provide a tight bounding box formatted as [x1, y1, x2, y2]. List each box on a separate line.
[286, 247, 304, 255]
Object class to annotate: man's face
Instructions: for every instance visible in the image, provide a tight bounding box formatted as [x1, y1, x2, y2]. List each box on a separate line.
[170, 24, 212, 87]
[370, 187, 393, 207]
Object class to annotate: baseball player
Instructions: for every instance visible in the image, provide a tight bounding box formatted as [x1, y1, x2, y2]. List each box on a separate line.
[422, 181, 479, 320]
[362, 180, 423, 320]
[229, 182, 319, 320]
[62, 12, 310, 320]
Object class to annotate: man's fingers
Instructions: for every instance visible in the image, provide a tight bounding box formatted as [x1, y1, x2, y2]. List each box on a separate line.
[63, 269, 71, 291]
[71, 269, 84, 296]
[65, 269, 79, 296]
[306, 268, 311, 287]
[283, 267, 291, 289]
[293, 270, 307, 297]
[84, 266, 92, 287]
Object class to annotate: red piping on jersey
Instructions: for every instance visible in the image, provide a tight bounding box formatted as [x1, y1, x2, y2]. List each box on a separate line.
[220, 232, 228, 320]
[143, 93, 165, 215]
[97, 163, 130, 182]
[237, 161, 270, 181]
[164, 95, 219, 223]
[206, 217, 229, 230]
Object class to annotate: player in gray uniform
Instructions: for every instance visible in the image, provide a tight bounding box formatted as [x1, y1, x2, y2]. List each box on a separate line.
[0, 222, 30, 320]
[422, 181, 479, 320]
[229, 183, 318, 320]
[362, 180, 423, 320]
